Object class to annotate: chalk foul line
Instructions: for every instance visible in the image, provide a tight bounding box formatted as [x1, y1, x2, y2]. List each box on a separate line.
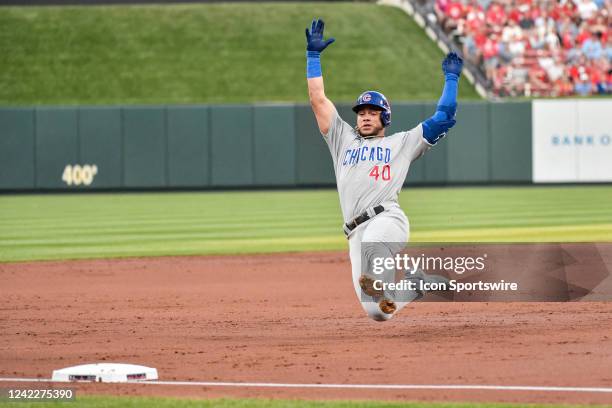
[0, 378, 611, 393]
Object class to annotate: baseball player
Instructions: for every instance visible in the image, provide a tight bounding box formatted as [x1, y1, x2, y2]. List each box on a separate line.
[305, 18, 463, 321]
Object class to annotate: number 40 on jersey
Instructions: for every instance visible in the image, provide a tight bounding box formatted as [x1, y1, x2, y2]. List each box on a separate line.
[369, 165, 391, 181]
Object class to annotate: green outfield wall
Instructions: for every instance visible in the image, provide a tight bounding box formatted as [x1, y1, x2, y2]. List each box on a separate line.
[0, 101, 532, 190]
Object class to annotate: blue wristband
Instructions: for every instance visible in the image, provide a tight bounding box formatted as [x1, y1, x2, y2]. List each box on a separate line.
[437, 74, 459, 118]
[445, 73, 459, 82]
[306, 51, 322, 78]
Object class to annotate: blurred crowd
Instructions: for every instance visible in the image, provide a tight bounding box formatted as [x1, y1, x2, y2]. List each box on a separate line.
[428, 0, 611, 96]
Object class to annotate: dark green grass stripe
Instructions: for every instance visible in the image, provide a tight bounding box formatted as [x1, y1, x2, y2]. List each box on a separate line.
[2, 202, 611, 226]
[2, 216, 611, 243]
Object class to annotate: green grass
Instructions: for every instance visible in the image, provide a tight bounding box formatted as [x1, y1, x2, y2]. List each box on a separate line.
[1, 186, 611, 262]
[0, 3, 479, 106]
[1, 396, 610, 408]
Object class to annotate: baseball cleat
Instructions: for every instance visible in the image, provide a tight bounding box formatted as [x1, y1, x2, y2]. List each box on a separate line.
[378, 298, 397, 315]
[359, 274, 384, 297]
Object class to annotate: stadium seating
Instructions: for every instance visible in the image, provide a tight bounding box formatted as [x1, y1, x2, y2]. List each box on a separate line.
[422, 0, 611, 96]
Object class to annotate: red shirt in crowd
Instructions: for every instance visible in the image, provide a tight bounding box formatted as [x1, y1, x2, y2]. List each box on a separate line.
[486, 3, 506, 27]
[508, 7, 522, 23]
[576, 30, 591, 46]
[570, 64, 591, 81]
[590, 68, 602, 85]
[466, 7, 486, 32]
[528, 7, 541, 21]
[474, 30, 488, 48]
[551, 3, 575, 20]
[532, 66, 548, 82]
[446, 1, 465, 19]
[438, 0, 610, 96]
[561, 31, 574, 49]
[482, 37, 500, 58]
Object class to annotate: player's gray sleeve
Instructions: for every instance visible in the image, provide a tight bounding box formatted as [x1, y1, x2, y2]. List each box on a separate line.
[399, 123, 431, 162]
[322, 110, 354, 160]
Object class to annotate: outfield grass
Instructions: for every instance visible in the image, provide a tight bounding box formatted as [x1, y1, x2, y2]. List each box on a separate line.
[1, 396, 611, 408]
[0, 3, 479, 106]
[1, 186, 611, 262]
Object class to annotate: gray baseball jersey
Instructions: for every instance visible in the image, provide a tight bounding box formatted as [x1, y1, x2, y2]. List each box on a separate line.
[323, 110, 430, 224]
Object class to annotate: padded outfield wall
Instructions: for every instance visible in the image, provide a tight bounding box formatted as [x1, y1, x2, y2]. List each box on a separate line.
[0, 100, 609, 191]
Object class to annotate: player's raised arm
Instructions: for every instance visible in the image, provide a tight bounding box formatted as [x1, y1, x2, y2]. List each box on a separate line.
[305, 18, 336, 135]
[421, 52, 464, 145]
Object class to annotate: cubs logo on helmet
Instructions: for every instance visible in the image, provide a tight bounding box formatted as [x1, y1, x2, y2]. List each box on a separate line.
[352, 91, 392, 128]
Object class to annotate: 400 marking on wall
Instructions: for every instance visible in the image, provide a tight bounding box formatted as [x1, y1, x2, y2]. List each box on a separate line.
[62, 164, 98, 186]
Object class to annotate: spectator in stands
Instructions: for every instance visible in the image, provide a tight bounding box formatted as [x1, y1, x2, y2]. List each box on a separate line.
[465, 0, 486, 33]
[507, 3, 523, 25]
[508, 33, 527, 56]
[508, 65, 529, 95]
[497, 39, 515, 63]
[519, 1, 537, 29]
[590, 63, 607, 93]
[556, 15, 579, 44]
[482, 33, 501, 78]
[576, 0, 599, 21]
[424, 0, 611, 96]
[528, 63, 550, 94]
[551, 0, 576, 23]
[570, 56, 593, 95]
[444, 0, 466, 33]
[539, 53, 565, 83]
[591, 56, 610, 93]
[502, 18, 523, 43]
[435, 0, 452, 29]
[582, 32, 604, 59]
[590, 15, 608, 40]
[553, 74, 575, 96]
[559, 24, 577, 52]
[486, 0, 507, 28]
[535, 9, 557, 42]
[575, 22, 592, 46]
[528, 26, 546, 49]
[463, 32, 480, 63]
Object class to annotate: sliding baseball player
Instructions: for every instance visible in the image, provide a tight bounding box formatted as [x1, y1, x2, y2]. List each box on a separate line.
[305, 18, 463, 321]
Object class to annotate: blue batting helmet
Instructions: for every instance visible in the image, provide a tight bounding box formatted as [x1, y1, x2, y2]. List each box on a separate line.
[352, 91, 391, 127]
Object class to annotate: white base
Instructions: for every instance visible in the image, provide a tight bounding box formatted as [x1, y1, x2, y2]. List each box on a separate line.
[51, 363, 158, 383]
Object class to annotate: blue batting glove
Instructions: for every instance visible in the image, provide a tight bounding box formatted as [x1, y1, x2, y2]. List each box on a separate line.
[442, 52, 463, 80]
[305, 18, 335, 53]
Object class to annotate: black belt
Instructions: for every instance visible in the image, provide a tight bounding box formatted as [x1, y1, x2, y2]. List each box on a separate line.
[343, 205, 385, 236]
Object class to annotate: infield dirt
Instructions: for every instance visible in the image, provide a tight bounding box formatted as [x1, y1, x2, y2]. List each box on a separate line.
[1, 251, 611, 405]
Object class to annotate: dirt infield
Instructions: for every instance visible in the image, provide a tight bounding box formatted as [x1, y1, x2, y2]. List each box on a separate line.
[1, 252, 612, 405]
